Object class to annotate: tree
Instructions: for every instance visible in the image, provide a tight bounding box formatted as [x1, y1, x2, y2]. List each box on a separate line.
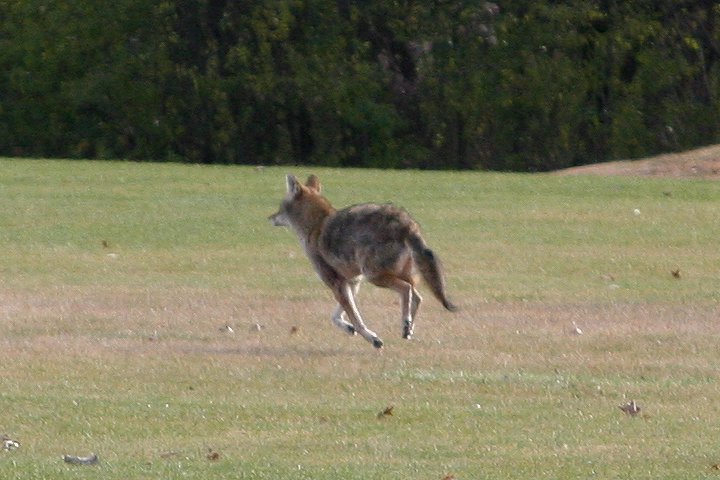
[1, 0, 718, 170]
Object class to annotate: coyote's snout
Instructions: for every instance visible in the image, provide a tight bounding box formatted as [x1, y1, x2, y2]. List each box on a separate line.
[269, 174, 457, 349]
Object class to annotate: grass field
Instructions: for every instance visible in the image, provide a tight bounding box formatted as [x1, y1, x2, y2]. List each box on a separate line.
[1, 158, 719, 479]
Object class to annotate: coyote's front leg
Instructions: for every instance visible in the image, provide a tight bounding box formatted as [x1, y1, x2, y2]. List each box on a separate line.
[315, 259, 382, 348]
[333, 281, 383, 349]
[331, 279, 361, 336]
[331, 305, 356, 335]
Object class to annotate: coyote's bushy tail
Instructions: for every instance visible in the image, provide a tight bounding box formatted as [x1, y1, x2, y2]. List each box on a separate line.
[408, 233, 458, 312]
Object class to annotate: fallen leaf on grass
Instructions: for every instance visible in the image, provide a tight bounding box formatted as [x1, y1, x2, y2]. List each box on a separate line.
[219, 324, 235, 333]
[442, 474, 457, 480]
[671, 268, 681, 279]
[377, 405, 394, 419]
[290, 326, 300, 335]
[63, 454, 99, 465]
[619, 400, 641, 416]
[206, 449, 221, 461]
[711, 463, 720, 470]
[1, 435, 20, 451]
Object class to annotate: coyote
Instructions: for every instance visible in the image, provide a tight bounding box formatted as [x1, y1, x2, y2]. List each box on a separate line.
[269, 174, 457, 348]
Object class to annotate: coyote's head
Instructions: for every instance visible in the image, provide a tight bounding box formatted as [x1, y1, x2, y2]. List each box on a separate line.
[268, 174, 328, 229]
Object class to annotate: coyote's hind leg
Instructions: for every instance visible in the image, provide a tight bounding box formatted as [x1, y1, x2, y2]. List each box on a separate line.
[369, 273, 418, 340]
[404, 288, 423, 339]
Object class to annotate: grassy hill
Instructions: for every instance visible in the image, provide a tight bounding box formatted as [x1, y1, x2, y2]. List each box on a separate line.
[557, 144, 720, 179]
[1, 158, 719, 479]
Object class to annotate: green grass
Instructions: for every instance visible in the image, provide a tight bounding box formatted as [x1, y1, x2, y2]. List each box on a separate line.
[1, 158, 719, 479]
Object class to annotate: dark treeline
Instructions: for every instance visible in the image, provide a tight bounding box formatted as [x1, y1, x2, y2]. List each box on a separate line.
[1, 1, 718, 170]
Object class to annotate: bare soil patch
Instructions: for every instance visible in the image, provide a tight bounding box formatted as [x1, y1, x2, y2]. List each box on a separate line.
[556, 144, 720, 179]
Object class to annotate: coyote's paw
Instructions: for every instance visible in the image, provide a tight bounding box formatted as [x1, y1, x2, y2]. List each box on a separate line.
[402, 321, 414, 340]
[332, 312, 357, 336]
[372, 337, 384, 349]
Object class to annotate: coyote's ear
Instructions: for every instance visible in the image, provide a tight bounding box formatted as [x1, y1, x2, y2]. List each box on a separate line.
[286, 174, 302, 196]
[306, 174, 321, 193]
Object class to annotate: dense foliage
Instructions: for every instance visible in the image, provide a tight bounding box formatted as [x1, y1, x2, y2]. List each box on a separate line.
[1, 1, 718, 170]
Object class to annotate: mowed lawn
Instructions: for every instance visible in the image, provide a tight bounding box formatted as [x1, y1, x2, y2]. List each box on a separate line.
[1, 158, 719, 479]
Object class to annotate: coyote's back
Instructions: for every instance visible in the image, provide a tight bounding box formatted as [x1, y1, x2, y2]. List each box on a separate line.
[270, 174, 456, 348]
[320, 204, 420, 276]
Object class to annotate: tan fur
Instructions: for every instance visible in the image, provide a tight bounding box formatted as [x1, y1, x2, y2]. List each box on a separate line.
[270, 174, 456, 348]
